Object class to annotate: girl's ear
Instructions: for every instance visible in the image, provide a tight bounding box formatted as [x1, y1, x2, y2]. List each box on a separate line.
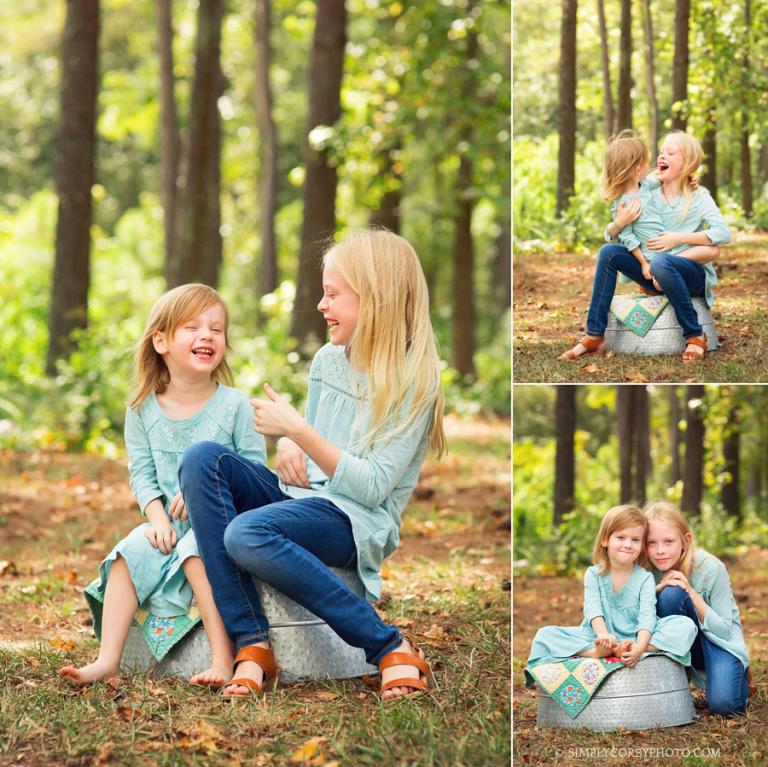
[152, 330, 168, 355]
[681, 532, 693, 550]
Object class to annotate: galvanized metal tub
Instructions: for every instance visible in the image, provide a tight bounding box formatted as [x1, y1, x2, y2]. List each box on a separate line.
[537, 655, 695, 731]
[604, 297, 717, 355]
[120, 567, 377, 682]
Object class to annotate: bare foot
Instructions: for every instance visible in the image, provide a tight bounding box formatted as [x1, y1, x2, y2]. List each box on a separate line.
[58, 660, 119, 687]
[380, 639, 429, 701]
[189, 659, 234, 690]
[558, 337, 604, 361]
[617, 639, 632, 656]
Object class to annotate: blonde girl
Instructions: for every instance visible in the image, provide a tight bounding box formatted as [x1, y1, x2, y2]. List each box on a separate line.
[561, 130, 731, 364]
[527, 505, 696, 670]
[644, 502, 751, 716]
[179, 230, 445, 700]
[60, 285, 266, 687]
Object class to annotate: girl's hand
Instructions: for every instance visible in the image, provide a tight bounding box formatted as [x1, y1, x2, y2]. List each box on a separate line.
[641, 263, 653, 281]
[275, 437, 310, 489]
[647, 232, 681, 252]
[615, 198, 641, 229]
[144, 520, 177, 555]
[168, 491, 187, 521]
[620, 642, 644, 667]
[596, 633, 618, 651]
[689, 174, 700, 190]
[661, 570, 691, 593]
[251, 383, 307, 438]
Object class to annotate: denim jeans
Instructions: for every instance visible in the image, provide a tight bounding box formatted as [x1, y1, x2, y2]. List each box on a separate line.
[657, 585, 748, 715]
[586, 244, 707, 338]
[178, 441, 401, 665]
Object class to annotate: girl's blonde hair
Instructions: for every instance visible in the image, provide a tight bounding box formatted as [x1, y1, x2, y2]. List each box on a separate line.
[643, 501, 695, 577]
[129, 284, 233, 409]
[601, 129, 648, 201]
[323, 229, 446, 456]
[662, 131, 703, 221]
[591, 504, 647, 575]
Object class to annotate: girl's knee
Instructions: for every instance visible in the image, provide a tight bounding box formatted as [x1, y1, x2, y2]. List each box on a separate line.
[656, 585, 688, 616]
[707, 688, 746, 717]
[597, 244, 623, 264]
[650, 252, 673, 274]
[179, 441, 224, 482]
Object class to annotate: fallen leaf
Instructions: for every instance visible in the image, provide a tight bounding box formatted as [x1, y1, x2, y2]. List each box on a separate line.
[48, 637, 76, 652]
[0, 560, 18, 576]
[291, 737, 324, 763]
[313, 690, 339, 702]
[580, 363, 600, 374]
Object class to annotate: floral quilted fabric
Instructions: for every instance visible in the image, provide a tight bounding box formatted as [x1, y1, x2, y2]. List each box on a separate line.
[610, 295, 670, 337]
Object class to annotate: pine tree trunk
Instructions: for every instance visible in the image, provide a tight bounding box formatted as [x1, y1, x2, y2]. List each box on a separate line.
[554, 386, 576, 527]
[617, 386, 634, 504]
[740, 0, 753, 217]
[681, 385, 705, 515]
[290, 0, 346, 348]
[254, 0, 279, 295]
[672, 0, 690, 130]
[369, 146, 402, 233]
[596, 0, 614, 140]
[156, 0, 179, 275]
[635, 386, 649, 506]
[701, 114, 717, 203]
[452, 151, 476, 377]
[170, 0, 224, 288]
[640, 0, 659, 156]
[722, 406, 741, 519]
[616, 0, 632, 130]
[556, 0, 577, 217]
[668, 385, 682, 485]
[46, 0, 100, 375]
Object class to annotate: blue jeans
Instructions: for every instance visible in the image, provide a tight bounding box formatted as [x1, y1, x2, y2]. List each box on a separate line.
[657, 586, 748, 716]
[586, 244, 707, 338]
[178, 441, 401, 665]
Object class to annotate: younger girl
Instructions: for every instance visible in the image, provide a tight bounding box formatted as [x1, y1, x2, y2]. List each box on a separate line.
[179, 229, 445, 700]
[527, 505, 696, 669]
[644, 501, 751, 716]
[561, 130, 731, 363]
[59, 284, 266, 687]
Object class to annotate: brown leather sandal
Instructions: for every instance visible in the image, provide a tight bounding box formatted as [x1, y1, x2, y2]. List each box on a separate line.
[682, 335, 707, 363]
[223, 645, 280, 697]
[559, 335, 605, 361]
[378, 638, 432, 700]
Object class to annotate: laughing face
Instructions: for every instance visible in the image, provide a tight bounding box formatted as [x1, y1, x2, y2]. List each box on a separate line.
[153, 303, 227, 380]
[317, 264, 360, 347]
[656, 138, 685, 183]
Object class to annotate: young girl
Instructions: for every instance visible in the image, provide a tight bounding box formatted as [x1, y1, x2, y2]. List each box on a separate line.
[644, 501, 751, 716]
[179, 229, 445, 700]
[560, 130, 731, 364]
[59, 284, 266, 688]
[527, 505, 696, 669]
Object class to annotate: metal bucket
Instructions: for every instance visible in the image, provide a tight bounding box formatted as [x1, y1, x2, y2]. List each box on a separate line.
[120, 567, 377, 682]
[604, 297, 717, 355]
[537, 655, 695, 731]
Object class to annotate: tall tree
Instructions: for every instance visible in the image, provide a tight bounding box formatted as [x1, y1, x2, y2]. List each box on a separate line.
[740, 0, 753, 217]
[682, 385, 705, 515]
[451, 8, 479, 378]
[671, 0, 690, 130]
[254, 0, 279, 295]
[556, 0, 577, 216]
[290, 0, 347, 347]
[616, 0, 632, 129]
[668, 386, 682, 485]
[700, 112, 718, 203]
[46, 0, 100, 376]
[369, 147, 402, 233]
[596, 0, 614, 140]
[554, 386, 576, 527]
[616, 386, 649, 505]
[722, 405, 741, 519]
[156, 0, 179, 270]
[639, 0, 659, 155]
[168, 0, 224, 288]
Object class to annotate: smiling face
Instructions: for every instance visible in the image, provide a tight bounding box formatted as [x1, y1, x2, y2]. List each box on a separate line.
[603, 523, 645, 568]
[657, 137, 685, 183]
[317, 264, 360, 346]
[646, 520, 690, 573]
[153, 303, 227, 380]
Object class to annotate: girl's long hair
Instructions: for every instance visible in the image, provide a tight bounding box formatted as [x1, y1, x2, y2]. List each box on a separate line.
[663, 131, 703, 222]
[643, 501, 695, 577]
[591, 504, 647, 575]
[601, 129, 648, 201]
[129, 284, 233, 410]
[323, 229, 446, 456]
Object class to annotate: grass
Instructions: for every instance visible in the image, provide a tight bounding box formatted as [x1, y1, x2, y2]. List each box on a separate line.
[0, 415, 510, 767]
[513, 233, 768, 383]
[513, 554, 768, 766]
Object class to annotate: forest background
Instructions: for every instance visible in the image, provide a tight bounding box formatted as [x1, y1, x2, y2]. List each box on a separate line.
[0, 0, 510, 454]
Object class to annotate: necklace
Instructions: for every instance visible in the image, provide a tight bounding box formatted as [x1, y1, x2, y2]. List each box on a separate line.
[661, 186, 680, 204]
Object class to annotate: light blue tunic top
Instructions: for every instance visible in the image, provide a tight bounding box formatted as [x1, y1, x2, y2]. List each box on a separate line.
[608, 181, 731, 306]
[652, 549, 750, 688]
[278, 343, 432, 601]
[86, 384, 266, 619]
[527, 564, 697, 667]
